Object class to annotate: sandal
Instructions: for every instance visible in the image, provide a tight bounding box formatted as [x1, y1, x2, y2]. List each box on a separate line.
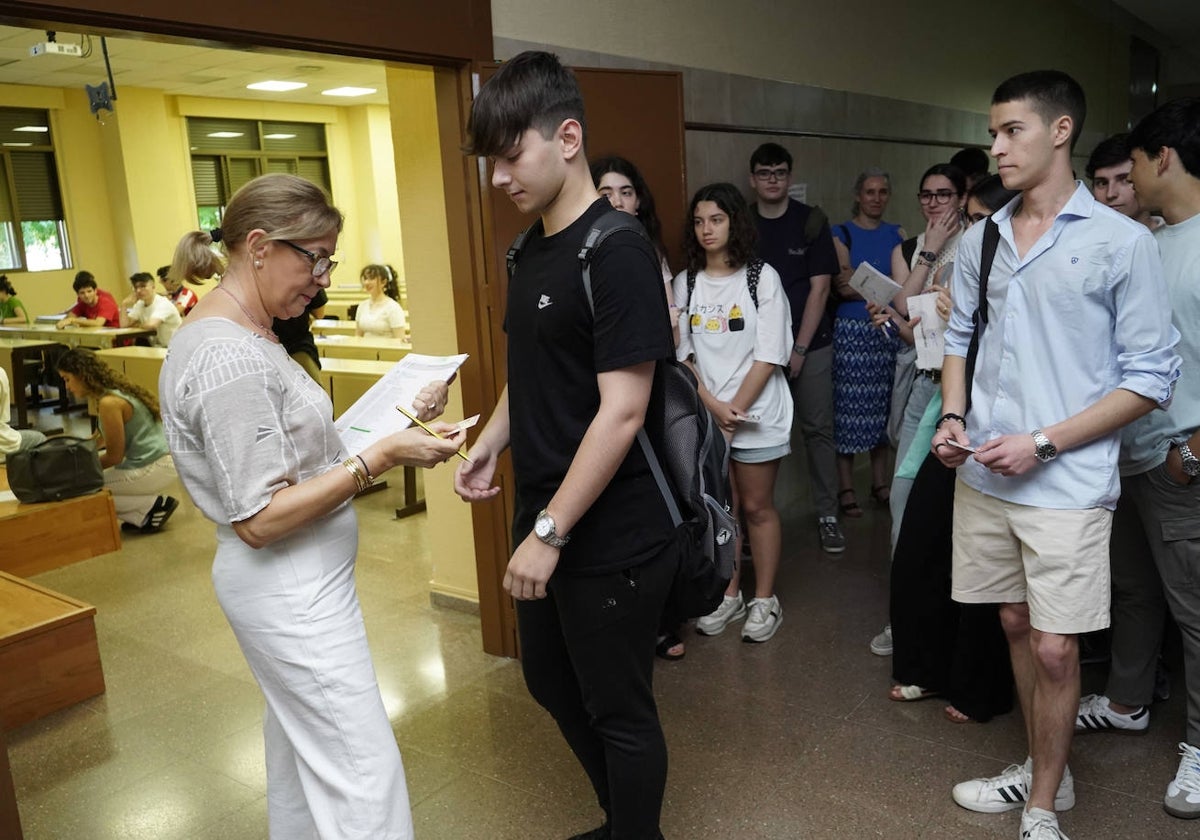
[889, 684, 937, 702]
[655, 633, 686, 661]
[141, 496, 180, 533]
[944, 704, 975, 724]
[871, 484, 891, 506]
[838, 489, 863, 518]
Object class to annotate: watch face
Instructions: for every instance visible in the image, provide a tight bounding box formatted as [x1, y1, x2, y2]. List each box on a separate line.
[534, 516, 551, 538]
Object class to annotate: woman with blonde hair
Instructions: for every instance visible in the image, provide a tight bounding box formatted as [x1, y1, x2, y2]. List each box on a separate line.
[161, 173, 464, 839]
[56, 347, 178, 531]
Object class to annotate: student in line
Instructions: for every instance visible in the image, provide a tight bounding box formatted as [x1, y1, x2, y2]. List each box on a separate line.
[678, 182, 793, 645]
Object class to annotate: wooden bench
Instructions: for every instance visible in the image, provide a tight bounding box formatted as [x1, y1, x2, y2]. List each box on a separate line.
[0, 469, 121, 578]
[0, 571, 105, 731]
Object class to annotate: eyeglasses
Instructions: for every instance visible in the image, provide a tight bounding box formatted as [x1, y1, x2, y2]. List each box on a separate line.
[278, 239, 338, 277]
[753, 168, 790, 182]
[917, 189, 958, 205]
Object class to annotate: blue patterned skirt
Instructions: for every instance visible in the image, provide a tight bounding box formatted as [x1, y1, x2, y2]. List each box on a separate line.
[833, 316, 898, 454]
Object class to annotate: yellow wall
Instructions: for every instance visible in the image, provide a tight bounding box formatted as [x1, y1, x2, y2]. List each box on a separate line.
[386, 64, 479, 605]
[492, 0, 1132, 132]
[0, 85, 404, 315]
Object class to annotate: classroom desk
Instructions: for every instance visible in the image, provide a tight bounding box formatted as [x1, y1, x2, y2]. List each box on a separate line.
[310, 318, 357, 337]
[315, 335, 411, 362]
[0, 338, 62, 429]
[0, 469, 121, 578]
[94, 346, 167, 398]
[0, 324, 153, 349]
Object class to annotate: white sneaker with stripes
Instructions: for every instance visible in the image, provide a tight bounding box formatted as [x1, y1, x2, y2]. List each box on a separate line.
[1075, 693, 1149, 734]
[952, 759, 1074, 813]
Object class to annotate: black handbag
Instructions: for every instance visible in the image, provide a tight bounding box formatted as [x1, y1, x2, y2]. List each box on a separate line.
[6, 436, 105, 503]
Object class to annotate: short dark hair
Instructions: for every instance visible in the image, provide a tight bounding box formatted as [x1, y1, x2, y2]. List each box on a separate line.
[1085, 133, 1132, 180]
[465, 51, 586, 157]
[0, 275, 13, 296]
[590, 155, 666, 259]
[967, 174, 1020, 213]
[130, 272, 154, 287]
[683, 182, 758, 273]
[949, 147, 989, 177]
[156, 265, 170, 280]
[1129, 97, 1200, 179]
[72, 271, 96, 292]
[992, 70, 1087, 150]
[920, 163, 967, 197]
[749, 142, 792, 172]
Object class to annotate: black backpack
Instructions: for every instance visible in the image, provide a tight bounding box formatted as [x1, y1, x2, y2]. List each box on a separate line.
[506, 210, 737, 619]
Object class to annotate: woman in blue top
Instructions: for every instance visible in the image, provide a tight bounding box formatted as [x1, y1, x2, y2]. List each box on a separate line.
[831, 167, 905, 517]
[57, 348, 180, 532]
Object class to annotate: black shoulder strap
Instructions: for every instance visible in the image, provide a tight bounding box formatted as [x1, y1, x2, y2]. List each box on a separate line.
[686, 267, 698, 309]
[963, 218, 1001, 415]
[577, 208, 649, 311]
[746, 258, 763, 310]
[505, 219, 544, 279]
[803, 205, 828, 246]
[901, 236, 918, 268]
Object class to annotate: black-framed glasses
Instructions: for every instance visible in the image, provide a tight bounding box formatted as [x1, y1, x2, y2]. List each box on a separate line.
[278, 239, 338, 277]
[917, 189, 957, 205]
[753, 167, 790, 182]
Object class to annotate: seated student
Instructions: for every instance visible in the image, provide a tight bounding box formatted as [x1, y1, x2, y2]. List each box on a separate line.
[120, 272, 182, 347]
[56, 348, 179, 532]
[0, 366, 46, 461]
[57, 271, 120, 328]
[0, 275, 30, 324]
[355, 264, 407, 338]
[157, 265, 199, 318]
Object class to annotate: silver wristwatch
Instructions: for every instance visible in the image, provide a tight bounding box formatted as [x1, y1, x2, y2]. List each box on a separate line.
[1031, 429, 1058, 463]
[1175, 439, 1200, 478]
[533, 509, 569, 548]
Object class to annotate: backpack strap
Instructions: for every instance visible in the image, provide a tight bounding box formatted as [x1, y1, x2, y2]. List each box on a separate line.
[802, 205, 828, 248]
[578, 209, 649, 311]
[746, 258, 763, 310]
[963, 218, 1001, 415]
[686, 268, 698, 310]
[505, 219, 543, 279]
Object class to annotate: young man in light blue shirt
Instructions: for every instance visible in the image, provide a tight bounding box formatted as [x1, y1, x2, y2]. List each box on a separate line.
[932, 70, 1180, 840]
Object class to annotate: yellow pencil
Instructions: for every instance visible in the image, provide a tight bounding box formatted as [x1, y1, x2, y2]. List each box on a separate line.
[395, 404, 472, 463]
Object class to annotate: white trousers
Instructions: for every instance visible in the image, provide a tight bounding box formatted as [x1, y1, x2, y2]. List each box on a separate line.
[104, 454, 177, 526]
[212, 504, 412, 840]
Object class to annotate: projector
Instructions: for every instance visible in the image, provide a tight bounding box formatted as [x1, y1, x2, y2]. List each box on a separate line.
[29, 42, 82, 58]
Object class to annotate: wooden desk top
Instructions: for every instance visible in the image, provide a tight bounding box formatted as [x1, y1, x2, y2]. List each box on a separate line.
[311, 319, 358, 336]
[0, 337, 60, 351]
[318, 357, 394, 375]
[0, 324, 154, 345]
[94, 346, 167, 360]
[315, 335, 410, 350]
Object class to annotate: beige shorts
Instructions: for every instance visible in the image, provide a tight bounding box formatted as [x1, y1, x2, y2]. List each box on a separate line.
[951, 479, 1112, 634]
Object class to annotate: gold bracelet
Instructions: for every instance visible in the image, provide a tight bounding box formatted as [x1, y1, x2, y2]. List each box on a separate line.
[343, 458, 370, 493]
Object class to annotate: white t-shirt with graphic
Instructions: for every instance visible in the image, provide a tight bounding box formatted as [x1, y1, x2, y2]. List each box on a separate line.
[356, 296, 407, 337]
[674, 262, 793, 449]
[129, 293, 182, 346]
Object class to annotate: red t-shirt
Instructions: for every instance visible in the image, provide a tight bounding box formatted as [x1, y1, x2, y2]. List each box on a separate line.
[169, 286, 199, 316]
[69, 288, 120, 327]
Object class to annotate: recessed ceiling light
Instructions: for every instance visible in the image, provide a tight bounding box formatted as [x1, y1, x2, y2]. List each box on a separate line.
[263, 133, 296, 140]
[247, 80, 307, 92]
[206, 131, 244, 138]
[12, 125, 48, 132]
[321, 86, 376, 97]
[3, 142, 32, 147]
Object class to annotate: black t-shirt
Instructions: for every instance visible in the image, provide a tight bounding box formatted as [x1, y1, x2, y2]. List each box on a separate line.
[505, 198, 675, 575]
[273, 288, 328, 365]
[753, 199, 839, 352]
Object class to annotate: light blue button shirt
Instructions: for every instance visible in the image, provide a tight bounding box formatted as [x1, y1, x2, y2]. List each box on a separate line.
[944, 183, 1180, 510]
[1121, 211, 1200, 475]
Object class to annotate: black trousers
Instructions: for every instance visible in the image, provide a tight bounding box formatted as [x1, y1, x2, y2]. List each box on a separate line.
[516, 542, 676, 840]
[890, 453, 1014, 721]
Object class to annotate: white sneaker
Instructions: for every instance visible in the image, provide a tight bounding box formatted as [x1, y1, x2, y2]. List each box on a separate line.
[952, 758, 1074, 813]
[1075, 694, 1149, 734]
[1021, 807, 1069, 839]
[1165, 742, 1200, 819]
[695, 592, 746, 636]
[741, 595, 782, 643]
[870, 624, 893, 656]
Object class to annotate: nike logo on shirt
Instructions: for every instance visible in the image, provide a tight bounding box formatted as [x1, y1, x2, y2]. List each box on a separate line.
[538, 294, 553, 310]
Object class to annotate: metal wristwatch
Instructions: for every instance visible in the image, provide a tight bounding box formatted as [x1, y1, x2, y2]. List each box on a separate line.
[919, 249, 939, 263]
[1175, 438, 1200, 478]
[533, 509, 569, 548]
[1031, 429, 1058, 463]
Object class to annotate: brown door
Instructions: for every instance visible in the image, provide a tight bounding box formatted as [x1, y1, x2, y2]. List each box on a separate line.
[470, 64, 687, 657]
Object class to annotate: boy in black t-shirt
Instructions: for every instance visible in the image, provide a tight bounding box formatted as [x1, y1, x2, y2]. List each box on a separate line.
[455, 51, 675, 840]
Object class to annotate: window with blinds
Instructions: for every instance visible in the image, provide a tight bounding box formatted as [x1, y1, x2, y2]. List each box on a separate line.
[0, 108, 70, 271]
[186, 117, 331, 228]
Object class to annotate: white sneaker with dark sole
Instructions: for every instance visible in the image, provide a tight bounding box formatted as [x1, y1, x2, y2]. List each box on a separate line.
[1021, 806, 1069, 839]
[741, 595, 782, 643]
[952, 759, 1074, 813]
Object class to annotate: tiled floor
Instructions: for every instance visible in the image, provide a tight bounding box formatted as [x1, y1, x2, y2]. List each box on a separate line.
[7, 411, 1197, 839]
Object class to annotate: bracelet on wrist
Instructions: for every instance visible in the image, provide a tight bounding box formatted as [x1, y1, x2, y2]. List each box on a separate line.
[342, 457, 373, 494]
[936, 412, 966, 430]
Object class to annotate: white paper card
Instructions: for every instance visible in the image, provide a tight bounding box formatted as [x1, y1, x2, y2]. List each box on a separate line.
[334, 352, 468, 456]
[848, 262, 902, 308]
[906, 293, 945, 369]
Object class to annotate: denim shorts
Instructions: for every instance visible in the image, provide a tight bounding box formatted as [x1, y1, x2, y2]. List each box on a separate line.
[731, 442, 790, 464]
